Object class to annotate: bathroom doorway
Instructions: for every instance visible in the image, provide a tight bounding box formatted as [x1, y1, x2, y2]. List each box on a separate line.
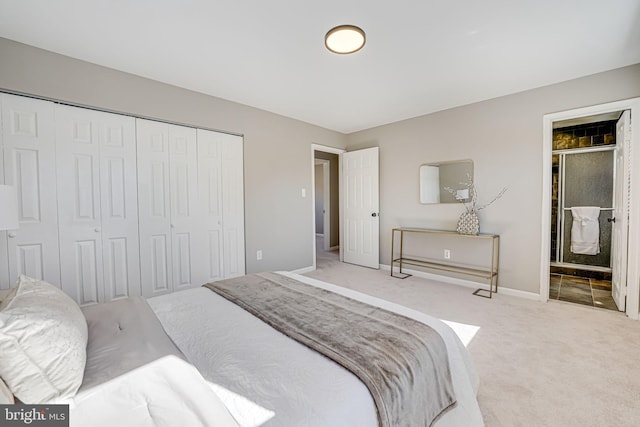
[541, 100, 639, 317]
[549, 120, 618, 310]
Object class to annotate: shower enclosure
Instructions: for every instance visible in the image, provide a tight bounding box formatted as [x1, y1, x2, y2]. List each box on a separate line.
[551, 147, 615, 271]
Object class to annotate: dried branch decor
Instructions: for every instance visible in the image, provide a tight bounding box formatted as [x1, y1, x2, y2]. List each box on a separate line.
[445, 175, 507, 234]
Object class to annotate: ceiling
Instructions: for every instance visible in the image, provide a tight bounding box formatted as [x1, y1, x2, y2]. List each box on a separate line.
[0, 1, 639, 134]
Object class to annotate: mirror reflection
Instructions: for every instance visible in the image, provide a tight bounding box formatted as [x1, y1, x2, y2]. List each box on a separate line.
[419, 160, 473, 204]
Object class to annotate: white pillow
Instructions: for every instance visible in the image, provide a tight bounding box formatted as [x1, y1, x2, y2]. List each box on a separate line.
[0, 275, 88, 403]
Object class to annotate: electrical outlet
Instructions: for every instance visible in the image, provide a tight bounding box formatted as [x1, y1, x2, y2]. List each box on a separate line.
[444, 249, 451, 259]
[256, 250, 263, 260]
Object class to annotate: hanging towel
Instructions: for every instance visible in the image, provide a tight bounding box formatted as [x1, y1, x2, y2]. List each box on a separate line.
[570, 207, 601, 255]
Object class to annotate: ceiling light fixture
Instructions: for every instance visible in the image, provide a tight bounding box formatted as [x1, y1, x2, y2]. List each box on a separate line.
[325, 25, 366, 54]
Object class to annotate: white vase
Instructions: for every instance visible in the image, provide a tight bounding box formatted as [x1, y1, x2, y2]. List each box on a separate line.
[457, 211, 479, 235]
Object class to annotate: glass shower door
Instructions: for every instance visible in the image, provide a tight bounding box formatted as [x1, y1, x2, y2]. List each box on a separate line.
[560, 149, 614, 268]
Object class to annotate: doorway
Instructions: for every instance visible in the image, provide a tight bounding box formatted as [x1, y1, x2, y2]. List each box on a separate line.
[541, 98, 640, 319]
[312, 145, 343, 270]
[315, 159, 331, 250]
[549, 117, 619, 311]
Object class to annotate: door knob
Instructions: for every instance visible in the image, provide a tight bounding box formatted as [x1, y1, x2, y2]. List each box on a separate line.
[608, 217, 616, 223]
[94, 227, 101, 232]
[371, 213, 378, 217]
[7, 232, 16, 238]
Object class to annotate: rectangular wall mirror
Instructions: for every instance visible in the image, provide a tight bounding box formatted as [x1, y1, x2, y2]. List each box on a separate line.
[419, 159, 473, 204]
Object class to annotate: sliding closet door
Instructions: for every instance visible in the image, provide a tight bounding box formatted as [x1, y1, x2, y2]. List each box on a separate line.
[98, 112, 141, 302]
[221, 134, 245, 278]
[0, 94, 61, 288]
[168, 124, 203, 290]
[1, 93, 245, 298]
[56, 106, 104, 304]
[197, 129, 224, 283]
[56, 105, 139, 304]
[137, 119, 172, 297]
[0, 112, 6, 288]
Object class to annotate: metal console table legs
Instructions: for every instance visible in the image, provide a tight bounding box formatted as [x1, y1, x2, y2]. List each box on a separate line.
[390, 228, 500, 298]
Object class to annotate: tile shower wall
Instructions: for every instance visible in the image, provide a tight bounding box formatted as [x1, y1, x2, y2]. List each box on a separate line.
[552, 120, 616, 150]
[550, 121, 616, 263]
[551, 154, 559, 260]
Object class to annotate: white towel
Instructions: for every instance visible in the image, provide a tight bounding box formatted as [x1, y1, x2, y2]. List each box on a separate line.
[570, 206, 601, 255]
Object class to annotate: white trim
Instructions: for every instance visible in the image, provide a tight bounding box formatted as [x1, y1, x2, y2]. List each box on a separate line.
[338, 153, 344, 263]
[380, 264, 540, 300]
[312, 144, 345, 155]
[290, 265, 315, 274]
[541, 97, 640, 319]
[323, 160, 331, 250]
[311, 144, 346, 272]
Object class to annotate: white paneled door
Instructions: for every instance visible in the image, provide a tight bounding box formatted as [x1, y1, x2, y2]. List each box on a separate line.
[1, 93, 245, 302]
[342, 147, 379, 269]
[99, 112, 141, 302]
[139, 120, 238, 296]
[55, 105, 140, 305]
[137, 119, 173, 297]
[0, 94, 61, 289]
[168, 124, 201, 290]
[197, 129, 245, 282]
[0, 109, 4, 287]
[197, 129, 224, 283]
[221, 133, 245, 279]
[612, 110, 631, 311]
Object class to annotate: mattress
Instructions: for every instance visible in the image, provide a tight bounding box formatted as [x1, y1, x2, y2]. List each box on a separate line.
[148, 272, 483, 427]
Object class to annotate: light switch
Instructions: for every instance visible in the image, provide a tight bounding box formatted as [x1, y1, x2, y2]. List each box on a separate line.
[301, 188, 306, 198]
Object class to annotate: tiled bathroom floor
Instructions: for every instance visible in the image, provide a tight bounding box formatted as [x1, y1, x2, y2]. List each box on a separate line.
[549, 274, 619, 311]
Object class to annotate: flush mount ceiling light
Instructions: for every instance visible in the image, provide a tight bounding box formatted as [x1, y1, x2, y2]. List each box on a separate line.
[325, 25, 366, 54]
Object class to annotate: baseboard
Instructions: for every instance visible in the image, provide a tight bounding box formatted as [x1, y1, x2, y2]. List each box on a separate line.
[315, 233, 324, 237]
[329, 245, 339, 251]
[379, 264, 540, 300]
[291, 265, 315, 274]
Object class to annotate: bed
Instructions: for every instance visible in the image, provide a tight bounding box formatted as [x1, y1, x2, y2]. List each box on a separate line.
[0, 272, 483, 427]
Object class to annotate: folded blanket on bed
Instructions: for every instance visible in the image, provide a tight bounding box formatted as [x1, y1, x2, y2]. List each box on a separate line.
[204, 272, 456, 427]
[81, 297, 187, 391]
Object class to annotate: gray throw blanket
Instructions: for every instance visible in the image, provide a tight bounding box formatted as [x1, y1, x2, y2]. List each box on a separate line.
[204, 272, 456, 427]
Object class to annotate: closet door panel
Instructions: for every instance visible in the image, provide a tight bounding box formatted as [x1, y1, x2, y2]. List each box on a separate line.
[169, 125, 201, 289]
[55, 105, 104, 304]
[99, 112, 140, 301]
[0, 109, 7, 288]
[221, 134, 245, 278]
[197, 129, 223, 283]
[137, 119, 172, 297]
[1, 94, 60, 288]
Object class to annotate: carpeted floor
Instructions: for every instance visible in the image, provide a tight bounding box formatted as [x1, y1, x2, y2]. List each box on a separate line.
[307, 242, 640, 427]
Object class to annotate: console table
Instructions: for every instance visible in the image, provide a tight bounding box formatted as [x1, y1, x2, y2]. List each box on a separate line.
[390, 228, 500, 298]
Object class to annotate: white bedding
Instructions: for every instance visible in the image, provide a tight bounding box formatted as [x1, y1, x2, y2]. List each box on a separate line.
[67, 356, 240, 427]
[148, 272, 484, 427]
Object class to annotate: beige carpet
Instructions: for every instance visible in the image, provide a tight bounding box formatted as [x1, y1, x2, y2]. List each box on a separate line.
[307, 245, 640, 427]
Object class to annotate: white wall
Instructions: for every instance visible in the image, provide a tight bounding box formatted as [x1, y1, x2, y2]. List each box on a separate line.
[2, 37, 638, 292]
[0, 38, 347, 274]
[346, 63, 640, 294]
